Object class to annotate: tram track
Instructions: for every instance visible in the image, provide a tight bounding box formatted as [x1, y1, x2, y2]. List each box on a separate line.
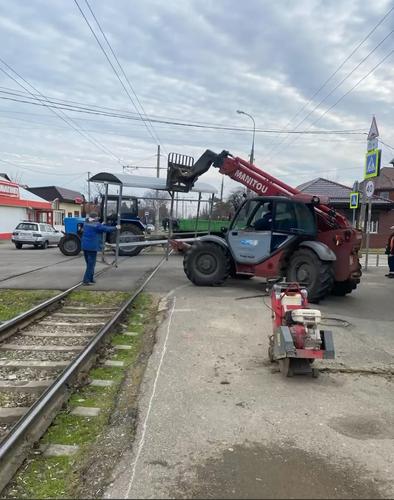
[0, 254, 81, 284]
[0, 253, 168, 493]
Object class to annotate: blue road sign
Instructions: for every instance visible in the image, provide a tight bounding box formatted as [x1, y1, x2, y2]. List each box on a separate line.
[364, 149, 381, 179]
[349, 192, 359, 209]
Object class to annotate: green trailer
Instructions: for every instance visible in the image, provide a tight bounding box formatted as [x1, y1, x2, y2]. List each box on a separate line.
[177, 219, 231, 233]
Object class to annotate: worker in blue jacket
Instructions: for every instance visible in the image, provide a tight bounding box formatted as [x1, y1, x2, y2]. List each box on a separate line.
[81, 212, 119, 285]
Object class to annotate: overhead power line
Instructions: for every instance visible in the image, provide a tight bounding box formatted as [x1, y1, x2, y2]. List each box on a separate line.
[264, 45, 394, 162]
[0, 59, 121, 162]
[262, 6, 394, 159]
[0, 157, 87, 176]
[83, 0, 164, 149]
[73, 0, 164, 150]
[282, 6, 394, 130]
[0, 92, 367, 135]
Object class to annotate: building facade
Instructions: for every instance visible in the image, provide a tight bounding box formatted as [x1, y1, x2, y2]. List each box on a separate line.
[0, 176, 52, 239]
[27, 186, 85, 228]
[297, 177, 393, 248]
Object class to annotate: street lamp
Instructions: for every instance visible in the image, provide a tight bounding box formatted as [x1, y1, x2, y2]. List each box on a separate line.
[236, 109, 255, 165]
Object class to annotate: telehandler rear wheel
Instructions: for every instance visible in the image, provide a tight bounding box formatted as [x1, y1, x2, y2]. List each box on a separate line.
[183, 242, 231, 286]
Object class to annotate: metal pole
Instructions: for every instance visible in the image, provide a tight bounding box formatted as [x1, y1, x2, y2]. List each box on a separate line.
[220, 176, 224, 201]
[101, 182, 109, 263]
[352, 208, 356, 227]
[194, 193, 202, 238]
[166, 192, 175, 261]
[365, 198, 372, 271]
[155, 145, 160, 233]
[87, 171, 91, 206]
[207, 194, 214, 235]
[114, 185, 123, 268]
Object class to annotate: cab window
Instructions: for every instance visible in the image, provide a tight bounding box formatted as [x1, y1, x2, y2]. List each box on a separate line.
[273, 202, 316, 235]
[231, 200, 259, 230]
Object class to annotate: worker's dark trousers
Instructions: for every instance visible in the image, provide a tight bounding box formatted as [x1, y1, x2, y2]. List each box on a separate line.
[83, 250, 97, 283]
[388, 255, 394, 274]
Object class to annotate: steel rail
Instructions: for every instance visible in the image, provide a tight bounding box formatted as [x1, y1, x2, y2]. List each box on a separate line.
[0, 265, 112, 335]
[0, 252, 169, 493]
[0, 255, 81, 284]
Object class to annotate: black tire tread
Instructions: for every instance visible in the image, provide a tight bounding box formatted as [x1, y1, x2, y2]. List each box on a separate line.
[183, 242, 231, 286]
[118, 224, 144, 257]
[59, 234, 81, 256]
[286, 248, 334, 303]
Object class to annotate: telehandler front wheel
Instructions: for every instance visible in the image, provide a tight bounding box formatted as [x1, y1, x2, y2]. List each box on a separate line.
[183, 242, 231, 286]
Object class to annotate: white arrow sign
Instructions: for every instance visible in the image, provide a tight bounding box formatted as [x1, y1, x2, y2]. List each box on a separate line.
[365, 180, 375, 198]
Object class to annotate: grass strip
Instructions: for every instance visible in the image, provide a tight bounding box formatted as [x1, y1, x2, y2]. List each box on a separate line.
[4, 293, 156, 499]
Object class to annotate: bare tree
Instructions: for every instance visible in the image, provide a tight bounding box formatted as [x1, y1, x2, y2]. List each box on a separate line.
[227, 187, 246, 213]
[138, 190, 170, 223]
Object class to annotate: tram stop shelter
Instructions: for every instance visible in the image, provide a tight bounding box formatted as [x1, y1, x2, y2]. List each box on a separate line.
[88, 171, 218, 265]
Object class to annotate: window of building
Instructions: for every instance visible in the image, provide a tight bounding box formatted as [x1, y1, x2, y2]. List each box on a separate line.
[68, 212, 72, 217]
[74, 210, 80, 217]
[53, 210, 64, 226]
[366, 219, 379, 234]
[379, 191, 390, 199]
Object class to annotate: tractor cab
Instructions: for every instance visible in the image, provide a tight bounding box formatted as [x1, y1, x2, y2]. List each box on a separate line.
[102, 195, 140, 224]
[227, 197, 317, 265]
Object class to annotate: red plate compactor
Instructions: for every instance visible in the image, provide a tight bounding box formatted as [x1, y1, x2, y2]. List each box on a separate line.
[268, 283, 335, 378]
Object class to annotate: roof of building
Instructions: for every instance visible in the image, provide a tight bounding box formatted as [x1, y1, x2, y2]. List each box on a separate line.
[360, 167, 394, 191]
[297, 177, 390, 205]
[27, 186, 84, 203]
[0, 173, 11, 181]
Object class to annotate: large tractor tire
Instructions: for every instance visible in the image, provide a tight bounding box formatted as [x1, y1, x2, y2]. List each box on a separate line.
[183, 242, 231, 286]
[59, 234, 81, 256]
[117, 224, 144, 257]
[286, 248, 334, 303]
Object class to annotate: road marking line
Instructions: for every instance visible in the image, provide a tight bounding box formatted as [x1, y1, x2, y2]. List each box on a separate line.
[125, 297, 176, 498]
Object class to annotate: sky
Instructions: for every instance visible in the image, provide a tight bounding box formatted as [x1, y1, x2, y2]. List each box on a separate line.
[0, 0, 393, 203]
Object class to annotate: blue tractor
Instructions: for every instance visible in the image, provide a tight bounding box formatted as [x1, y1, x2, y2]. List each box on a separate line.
[59, 195, 145, 256]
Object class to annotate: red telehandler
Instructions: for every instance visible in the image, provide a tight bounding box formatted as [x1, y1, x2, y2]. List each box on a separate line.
[166, 150, 362, 302]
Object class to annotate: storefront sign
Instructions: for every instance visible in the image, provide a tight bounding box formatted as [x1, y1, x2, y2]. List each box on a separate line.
[0, 181, 19, 198]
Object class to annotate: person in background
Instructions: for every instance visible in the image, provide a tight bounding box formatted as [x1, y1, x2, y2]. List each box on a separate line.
[81, 212, 119, 285]
[385, 226, 394, 279]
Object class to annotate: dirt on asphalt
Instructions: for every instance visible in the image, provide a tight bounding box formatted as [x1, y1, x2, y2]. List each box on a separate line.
[172, 442, 384, 499]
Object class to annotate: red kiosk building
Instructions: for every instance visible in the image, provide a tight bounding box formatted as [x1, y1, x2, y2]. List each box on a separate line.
[0, 177, 53, 239]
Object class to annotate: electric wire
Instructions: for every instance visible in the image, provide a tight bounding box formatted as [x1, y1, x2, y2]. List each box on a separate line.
[274, 6, 394, 133]
[73, 0, 163, 150]
[83, 0, 165, 150]
[265, 48, 394, 162]
[263, 31, 393, 161]
[0, 61, 121, 162]
[0, 93, 368, 135]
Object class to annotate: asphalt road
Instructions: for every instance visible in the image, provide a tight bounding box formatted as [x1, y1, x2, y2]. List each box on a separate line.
[0, 241, 393, 498]
[104, 267, 394, 499]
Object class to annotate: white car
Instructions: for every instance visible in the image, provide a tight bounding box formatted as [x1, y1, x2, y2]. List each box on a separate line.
[12, 222, 63, 249]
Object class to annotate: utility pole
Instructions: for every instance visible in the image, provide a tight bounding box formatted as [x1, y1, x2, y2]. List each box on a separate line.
[364, 116, 381, 271]
[220, 176, 224, 201]
[155, 145, 160, 232]
[87, 171, 91, 208]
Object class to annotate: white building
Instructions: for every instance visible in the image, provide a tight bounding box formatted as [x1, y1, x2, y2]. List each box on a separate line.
[0, 176, 52, 239]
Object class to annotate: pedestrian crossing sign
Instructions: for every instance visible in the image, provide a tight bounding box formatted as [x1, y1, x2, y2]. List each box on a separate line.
[364, 149, 381, 179]
[349, 192, 359, 209]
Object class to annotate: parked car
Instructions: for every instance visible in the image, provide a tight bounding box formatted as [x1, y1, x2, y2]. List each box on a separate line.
[12, 222, 63, 249]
